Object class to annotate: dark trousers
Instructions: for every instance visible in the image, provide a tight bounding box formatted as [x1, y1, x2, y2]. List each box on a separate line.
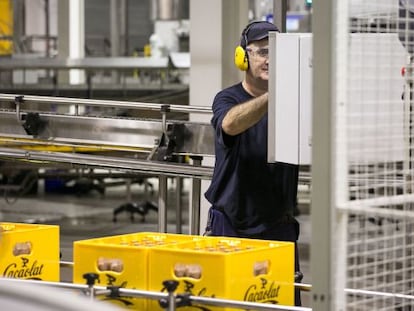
[205, 207, 302, 307]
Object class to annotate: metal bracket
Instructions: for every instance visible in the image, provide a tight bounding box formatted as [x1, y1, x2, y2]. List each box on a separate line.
[14, 95, 47, 136]
[160, 104, 171, 144]
[21, 112, 47, 136]
[148, 123, 189, 162]
[14, 95, 24, 124]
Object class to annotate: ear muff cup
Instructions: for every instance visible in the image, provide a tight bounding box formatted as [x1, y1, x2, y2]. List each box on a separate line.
[234, 45, 248, 71]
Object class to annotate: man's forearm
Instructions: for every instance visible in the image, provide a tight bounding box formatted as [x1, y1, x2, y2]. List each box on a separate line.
[222, 92, 268, 136]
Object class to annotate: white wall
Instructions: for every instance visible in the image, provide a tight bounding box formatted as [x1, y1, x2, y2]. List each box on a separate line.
[189, 0, 248, 234]
[24, 0, 57, 54]
[189, 0, 222, 234]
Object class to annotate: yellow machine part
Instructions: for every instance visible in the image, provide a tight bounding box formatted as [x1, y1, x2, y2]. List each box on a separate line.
[0, 0, 13, 55]
[0, 137, 150, 153]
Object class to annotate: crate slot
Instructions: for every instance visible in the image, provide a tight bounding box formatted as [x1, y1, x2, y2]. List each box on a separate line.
[173, 263, 202, 279]
[96, 257, 124, 273]
[13, 241, 32, 256]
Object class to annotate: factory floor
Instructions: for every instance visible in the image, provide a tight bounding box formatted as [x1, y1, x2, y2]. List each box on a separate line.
[0, 177, 312, 309]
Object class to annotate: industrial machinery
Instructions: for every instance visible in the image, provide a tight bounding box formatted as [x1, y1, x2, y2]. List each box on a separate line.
[0, 93, 214, 234]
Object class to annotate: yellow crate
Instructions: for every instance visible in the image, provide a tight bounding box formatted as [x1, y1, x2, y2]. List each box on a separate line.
[148, 236, 295, 310]
[73, 232, 200, 310]
[0, 222, 60, 282]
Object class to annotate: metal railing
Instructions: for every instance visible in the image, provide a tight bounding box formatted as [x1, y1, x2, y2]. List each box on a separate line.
[0, 276, 312, 311]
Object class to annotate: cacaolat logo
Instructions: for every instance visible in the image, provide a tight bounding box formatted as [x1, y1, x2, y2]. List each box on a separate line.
[244, 277, 280, 304]
[101, 273, 133, 306]
[161, 280, 216, 311]
[2, 257, 44, 280]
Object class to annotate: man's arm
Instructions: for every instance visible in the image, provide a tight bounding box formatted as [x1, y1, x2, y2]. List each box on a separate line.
[222, 92, 268, 136]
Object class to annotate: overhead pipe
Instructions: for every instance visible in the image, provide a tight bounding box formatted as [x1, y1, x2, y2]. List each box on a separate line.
[0, 147, 213, 179]
[0, 93, 212, 115]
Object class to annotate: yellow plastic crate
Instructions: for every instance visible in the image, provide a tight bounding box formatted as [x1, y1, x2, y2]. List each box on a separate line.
[0, 222, 60, 282]
[148, 236, 295, 310]
[73, 232, 200, 310]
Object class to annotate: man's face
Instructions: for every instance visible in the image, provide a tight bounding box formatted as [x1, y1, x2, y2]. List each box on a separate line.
[246, 39, 269, 81]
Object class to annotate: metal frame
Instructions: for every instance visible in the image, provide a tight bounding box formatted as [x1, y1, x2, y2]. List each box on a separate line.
[0, 57, 170, 70]
[0, 56, 188, 95]
[311, 0, 350, 310]
[310, 0, 334, 310]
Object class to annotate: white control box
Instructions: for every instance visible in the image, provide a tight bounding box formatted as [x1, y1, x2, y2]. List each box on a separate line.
[268, 32, 312, 165]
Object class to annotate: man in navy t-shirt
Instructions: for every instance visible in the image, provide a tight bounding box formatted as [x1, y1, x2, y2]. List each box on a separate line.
[204, 20, 301, 306]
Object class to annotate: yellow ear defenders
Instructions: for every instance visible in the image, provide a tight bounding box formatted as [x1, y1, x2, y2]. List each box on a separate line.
[234, 23, 253, 71]
[234, 21, 263, 71]
[234, 45, 249, 71]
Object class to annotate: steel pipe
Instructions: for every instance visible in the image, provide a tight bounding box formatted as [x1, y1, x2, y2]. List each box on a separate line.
[0, 277, 309, 310]
[0, 147, 213, 179]
[0, 93, 212, 115]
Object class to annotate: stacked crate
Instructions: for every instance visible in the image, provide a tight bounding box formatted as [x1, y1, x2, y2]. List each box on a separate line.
[73, 232, 199, 310]
[73, 232, 294, 310]
[0, 222, 60, 282]
[148, 236, 294, 310]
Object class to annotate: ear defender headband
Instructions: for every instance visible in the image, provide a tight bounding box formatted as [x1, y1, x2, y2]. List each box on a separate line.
[234, 22, 259, 71]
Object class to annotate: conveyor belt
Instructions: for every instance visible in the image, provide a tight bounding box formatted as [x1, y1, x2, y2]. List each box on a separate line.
[0, 147, 213, 179]
[0, 93, 214, 156]
[0, 93, 216, 234]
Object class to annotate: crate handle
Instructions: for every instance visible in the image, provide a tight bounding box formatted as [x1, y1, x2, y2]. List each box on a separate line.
[173, 263, 202, 279]
[96, 257, 124, 273]
[13, 241, 32, 256]
[253, 260, 270, 276]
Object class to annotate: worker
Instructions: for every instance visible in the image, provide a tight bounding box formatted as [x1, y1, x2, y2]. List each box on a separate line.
[204, 20, 302, 306]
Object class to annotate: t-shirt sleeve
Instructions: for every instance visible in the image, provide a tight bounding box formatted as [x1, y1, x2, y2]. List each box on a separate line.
[211, 92, 237, 148]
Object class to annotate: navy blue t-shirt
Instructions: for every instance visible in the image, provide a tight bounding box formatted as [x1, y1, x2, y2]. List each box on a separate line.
[205, 82, 299, 235]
